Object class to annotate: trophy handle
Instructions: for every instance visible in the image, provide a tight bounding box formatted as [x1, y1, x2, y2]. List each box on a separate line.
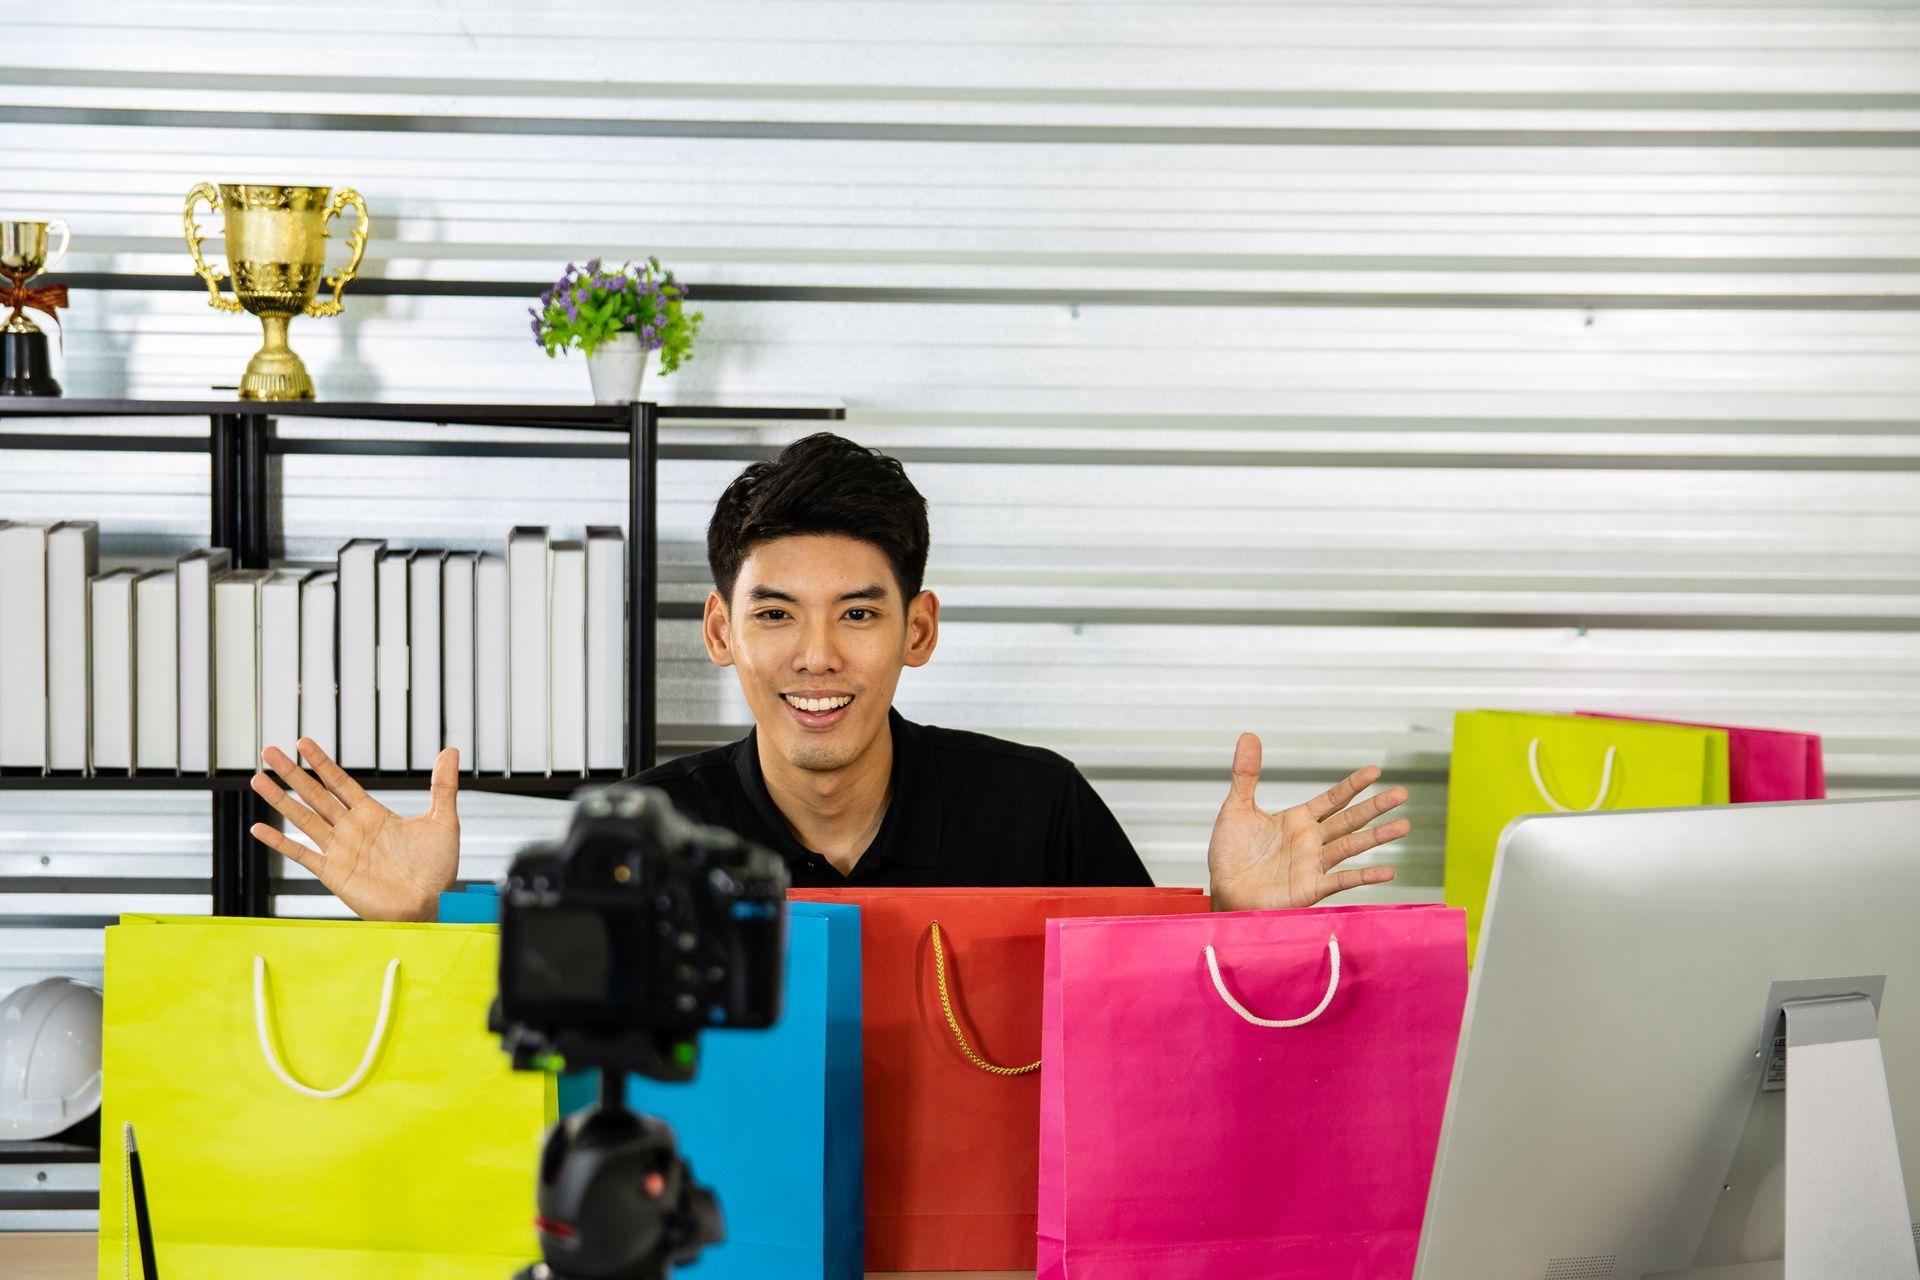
[307, 188, 369, 319]
[43, 219, 70, 274]
[183, 183, 242, 314]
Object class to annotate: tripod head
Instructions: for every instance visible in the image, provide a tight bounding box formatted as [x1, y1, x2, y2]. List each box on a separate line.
[515, 1068, 723, 1280]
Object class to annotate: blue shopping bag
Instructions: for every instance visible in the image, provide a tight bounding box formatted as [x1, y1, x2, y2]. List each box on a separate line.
[439, 888, 865, 1279]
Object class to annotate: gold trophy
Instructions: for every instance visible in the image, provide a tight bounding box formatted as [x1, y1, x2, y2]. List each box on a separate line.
[1, 218, 71, 396]
[183, 183, 369, 400]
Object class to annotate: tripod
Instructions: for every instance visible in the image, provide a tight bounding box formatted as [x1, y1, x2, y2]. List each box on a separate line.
[516, 1066, 723, 1280]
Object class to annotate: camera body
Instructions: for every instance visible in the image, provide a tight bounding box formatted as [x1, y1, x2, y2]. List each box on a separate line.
[492, 785, 791, 1279]
[494, 785, 790, 1080]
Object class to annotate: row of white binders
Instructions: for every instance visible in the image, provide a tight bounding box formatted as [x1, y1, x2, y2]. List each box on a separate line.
[0, 521, 628, 776]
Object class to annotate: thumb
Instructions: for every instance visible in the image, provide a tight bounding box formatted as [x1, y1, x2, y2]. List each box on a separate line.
[428, 747, 461, 823]
[1225, 732, 1262, 812]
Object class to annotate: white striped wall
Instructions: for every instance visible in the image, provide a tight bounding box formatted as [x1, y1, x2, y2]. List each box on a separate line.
[1, 0, 1917, 989]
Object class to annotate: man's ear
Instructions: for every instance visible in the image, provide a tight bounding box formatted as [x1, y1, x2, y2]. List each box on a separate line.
[904, 590, 940, 668]
[701, 590, 736, 668]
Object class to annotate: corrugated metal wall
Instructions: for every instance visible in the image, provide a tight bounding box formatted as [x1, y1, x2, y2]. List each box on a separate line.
[3, 1, 1918, 995]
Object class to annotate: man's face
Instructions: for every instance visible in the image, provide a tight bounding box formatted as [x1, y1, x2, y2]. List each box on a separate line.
[703, 534, 938, 774]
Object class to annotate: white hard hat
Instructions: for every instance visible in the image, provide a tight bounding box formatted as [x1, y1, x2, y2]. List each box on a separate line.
[0, 977, 104, 1140]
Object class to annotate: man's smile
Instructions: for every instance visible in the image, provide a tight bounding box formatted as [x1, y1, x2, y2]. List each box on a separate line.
[783, 692, 856, 727]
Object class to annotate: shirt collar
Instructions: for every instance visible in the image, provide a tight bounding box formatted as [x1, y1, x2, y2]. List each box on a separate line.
[730, 707, 941, 870]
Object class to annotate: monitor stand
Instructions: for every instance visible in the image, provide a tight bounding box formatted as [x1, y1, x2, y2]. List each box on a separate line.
[1651, 991, 1917, 1280]
[1778, 995, 1916, 1280]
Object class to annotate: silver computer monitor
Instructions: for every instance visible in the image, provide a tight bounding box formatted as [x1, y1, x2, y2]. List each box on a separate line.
[1415, 796, 1920, 1280]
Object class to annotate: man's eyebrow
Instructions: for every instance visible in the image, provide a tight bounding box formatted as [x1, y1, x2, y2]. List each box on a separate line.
[744, 584, 889, 604]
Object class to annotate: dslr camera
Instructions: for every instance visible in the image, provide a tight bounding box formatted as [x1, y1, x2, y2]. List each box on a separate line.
[491, 785, 790, 1280]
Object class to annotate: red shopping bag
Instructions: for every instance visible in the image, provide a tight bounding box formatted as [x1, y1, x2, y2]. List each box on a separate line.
[1039, 904, 1467, 1280]
[790, 886, 1209, 1271]
[1576, 712, 1825, 803]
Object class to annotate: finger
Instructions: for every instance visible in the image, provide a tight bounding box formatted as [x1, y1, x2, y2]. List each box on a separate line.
[1223, 732, 1263, 813]
[1319, 865, 1397, 899]
[261, 744, 346, 823]
[1304, 764, 1384, 822]
[249, 821, 325, 877]
[297, 736, 371, 809]
[427, 747, 461, 823]
[249, 771, 334, 846]
[1320, 818, 1412, 869]
[1320, 786, 1408, 841]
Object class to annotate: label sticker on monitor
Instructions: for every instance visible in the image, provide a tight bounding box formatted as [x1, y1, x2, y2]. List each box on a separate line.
[1755, 974, 1885, 1093]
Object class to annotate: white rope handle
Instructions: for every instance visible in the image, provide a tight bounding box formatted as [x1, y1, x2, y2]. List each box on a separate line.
[253, 955, 400, 1099]
[1204, 935, 1340, 1028]
[1527, 738, 1617, 812]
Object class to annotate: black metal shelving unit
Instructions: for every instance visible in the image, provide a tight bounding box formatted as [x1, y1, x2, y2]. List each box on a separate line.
[0, 397, 843, 917]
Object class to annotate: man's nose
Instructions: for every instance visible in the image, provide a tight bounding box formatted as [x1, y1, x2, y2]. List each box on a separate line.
[793, 617, 842, 672]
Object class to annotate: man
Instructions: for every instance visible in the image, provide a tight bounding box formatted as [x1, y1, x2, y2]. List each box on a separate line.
[248, 433, 1409, 919]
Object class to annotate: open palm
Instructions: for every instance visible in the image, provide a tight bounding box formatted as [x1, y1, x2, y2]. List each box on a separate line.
[248, 739, 462, 922]
[1207, 732, 1410, 912]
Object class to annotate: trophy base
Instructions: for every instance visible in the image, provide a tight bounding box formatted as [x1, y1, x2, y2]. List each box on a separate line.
[0, 329, 61, 397]
[239, 369, 316, 400]
[239, 346, 315, 400]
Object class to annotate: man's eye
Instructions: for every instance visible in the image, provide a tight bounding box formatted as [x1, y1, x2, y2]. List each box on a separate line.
[844, 608, 874, 622]
[756, 609, 789, 622]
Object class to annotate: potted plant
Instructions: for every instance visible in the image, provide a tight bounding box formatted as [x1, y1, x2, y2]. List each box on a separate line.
[528, 256, 703, 402]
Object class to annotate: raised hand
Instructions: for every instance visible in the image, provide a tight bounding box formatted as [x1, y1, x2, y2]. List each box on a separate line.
[1206, 732, 1410, 912]
[248, 738, 462, 922]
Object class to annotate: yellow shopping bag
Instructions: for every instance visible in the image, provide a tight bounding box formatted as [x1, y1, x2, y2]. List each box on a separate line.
[1443, 711, 1730, 963]
[98, 915, 556, 1280]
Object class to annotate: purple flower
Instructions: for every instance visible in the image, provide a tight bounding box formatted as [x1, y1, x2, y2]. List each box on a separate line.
[586, 257, 601, 273]
[539, 289, 552, 305]
[624, 313, 636, 324]
[566, 304, 580, 322]
[641, 324, 656, 345]
[565, 262, 576, 274]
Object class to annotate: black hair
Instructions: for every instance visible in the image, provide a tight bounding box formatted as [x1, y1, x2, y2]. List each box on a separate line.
[706, 432, 931, 603]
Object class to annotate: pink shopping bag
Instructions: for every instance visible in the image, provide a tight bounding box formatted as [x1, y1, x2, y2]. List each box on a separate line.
[1576, 712, 1825, 803]
[1038, 904, 1467, 1280]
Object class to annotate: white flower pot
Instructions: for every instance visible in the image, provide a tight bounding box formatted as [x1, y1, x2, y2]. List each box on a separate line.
[585, 332, 649, 403]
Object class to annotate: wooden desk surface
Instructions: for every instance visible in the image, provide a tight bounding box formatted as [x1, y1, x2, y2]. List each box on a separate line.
[0, 1232, 1032, 1279]
[4, 1233, 92, 1280]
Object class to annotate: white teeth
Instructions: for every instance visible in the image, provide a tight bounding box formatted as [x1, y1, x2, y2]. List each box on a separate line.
[785, 694, 852, 714]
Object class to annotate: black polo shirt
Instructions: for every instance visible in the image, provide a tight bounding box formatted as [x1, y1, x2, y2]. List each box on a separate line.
[628, 709, 1154, 888]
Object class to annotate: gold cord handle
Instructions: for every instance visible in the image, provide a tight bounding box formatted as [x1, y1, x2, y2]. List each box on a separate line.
[306, 187, 368, 318]
[182, 183, 242, 314]
[928, 921, 1040, 1077]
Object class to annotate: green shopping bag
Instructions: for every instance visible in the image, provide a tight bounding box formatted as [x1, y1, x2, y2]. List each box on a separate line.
[99, 915, 556, 1279]
[1443, 711, 1730, 962]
